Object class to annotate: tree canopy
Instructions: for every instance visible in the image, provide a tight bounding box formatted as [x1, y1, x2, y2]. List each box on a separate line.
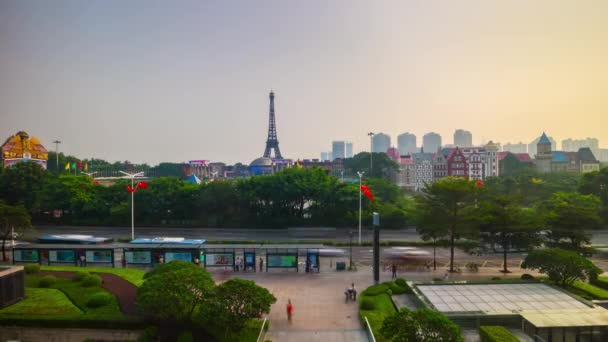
[380, 308, 463, 342]
[0, 203, 32, 261]
[521, 248, 602, 286]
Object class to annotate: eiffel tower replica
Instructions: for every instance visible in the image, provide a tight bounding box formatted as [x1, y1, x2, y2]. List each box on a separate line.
[263, 91, 283, 159]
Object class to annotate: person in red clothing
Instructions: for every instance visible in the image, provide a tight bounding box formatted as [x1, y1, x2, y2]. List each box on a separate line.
[286, 299, 293, 322]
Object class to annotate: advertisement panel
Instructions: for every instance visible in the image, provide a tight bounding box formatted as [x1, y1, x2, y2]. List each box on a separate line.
[205, 253, 233, 266]
[14, 249, 39, 262]
[244, 252, 255, 267]
[165, 252, 193, 262]
[267, 255, 297, 268]
[86, 250, 112, 263]
[125, 251, 152, 264]
[50, 250, 75, 263]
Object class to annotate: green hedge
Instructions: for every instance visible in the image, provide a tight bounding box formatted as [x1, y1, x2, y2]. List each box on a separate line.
[591, 277, 608, 291]
[72, 271, 89, 282]
[479, 326, 518, 342]
[82, 274, 102, 287]
[361, 284, 390, 297]
[0, 317, 146, 329]
[567, 281, 608, 300]
[39, 275, 57, 288]
[24, 264, 40, 274]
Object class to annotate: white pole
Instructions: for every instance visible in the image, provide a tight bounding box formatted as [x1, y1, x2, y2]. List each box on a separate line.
[131, 177, 134, 240]
[358, 174, 362, 245]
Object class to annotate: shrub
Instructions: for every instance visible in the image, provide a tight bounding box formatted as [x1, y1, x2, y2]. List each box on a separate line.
[137, 326, 158, 342]
[521, 274, 535, 280]
[591, 277, 608, 290]
[395, 278, 407, 288]
[86, 292, 112, 308]
[388, 282, 407, 295]
[491, 277, 502, 281]
[479, 326, 518, 342]
[381, 308, 463, 342]
[72, 271, 89, 282]
[81, 274, 102, 287]
[24, 264, 40, 274]
[176, 330, 193, 342]
[433, 277, 443, 282]
[361, 283, 389, 296]
[360, 297, 376, 310]
[38, 275, 57, 288]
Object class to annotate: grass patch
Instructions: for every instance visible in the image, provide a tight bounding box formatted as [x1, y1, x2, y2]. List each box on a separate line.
[591, 276, 608, 291]
[0, 288, 81, 318]
[41, 265, 146, 287]
[27, 275, 125, 320]
[359, 293, 395, 342]
[566, 280, 608, 300]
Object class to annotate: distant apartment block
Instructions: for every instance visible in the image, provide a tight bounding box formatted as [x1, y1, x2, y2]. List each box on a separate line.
[562, 138, 600, 161]
[422, 132, 442, 153]
[397, 132, 417, 155]
[345, 142, 353, 158]
[332, 141, 346, 159]
[454, 129, 473, 147]
[503, 142, 527, 154]
[372, 133, 391, 153]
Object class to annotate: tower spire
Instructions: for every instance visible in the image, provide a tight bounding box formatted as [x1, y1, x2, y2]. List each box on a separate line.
[263, 91, 283, 159]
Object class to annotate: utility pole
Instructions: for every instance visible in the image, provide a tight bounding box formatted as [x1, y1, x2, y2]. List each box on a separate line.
[373, 212, 380, 284]
[119, 171, 145, 240]
[357, 171, 364, 245]
[52, 140, 61, 170]
[367, 132, 374, 175]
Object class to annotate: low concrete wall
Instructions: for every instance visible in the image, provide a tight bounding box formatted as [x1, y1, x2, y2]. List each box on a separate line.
[0, 326, 143, 342]
[0, 266, 25, 308]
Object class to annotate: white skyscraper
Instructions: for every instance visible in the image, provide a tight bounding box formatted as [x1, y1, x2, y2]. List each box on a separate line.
[422, 132, 442, 153]
[332, 141, 346, 159]
[454, 129, 473, 147]
[372, 133, 391, 153]
[345, 142, 353, 158]
[397, 132, 417, 155]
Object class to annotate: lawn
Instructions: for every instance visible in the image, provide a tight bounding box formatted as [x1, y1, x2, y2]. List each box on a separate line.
[0, 288, 81, 318]
[566, 280, 608, 300]
[41, 265, 147, 286]
[358, 281, 408, 342]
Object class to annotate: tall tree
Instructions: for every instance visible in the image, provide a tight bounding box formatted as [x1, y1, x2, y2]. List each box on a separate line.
[414, 177, 477, 272]
[522, 248, 602, 286]
[538, 192, 602, 250]
[0, 203, 32, 261]
[343, 152, 398, 179]
[0, 162, 47, 211]
[477, 195, 540, 273]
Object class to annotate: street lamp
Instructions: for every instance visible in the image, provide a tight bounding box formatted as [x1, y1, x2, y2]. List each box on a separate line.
[367, 132, 374, 174]
[119, 171, 145, 240]
[349, 230, 353, 270]
[52, 140, 61, 170]
[357, 171, 364, 245]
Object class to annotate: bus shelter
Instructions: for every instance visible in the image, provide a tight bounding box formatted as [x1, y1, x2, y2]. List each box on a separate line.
[264, 248, 299, 272]
[12, 244, 115, 267]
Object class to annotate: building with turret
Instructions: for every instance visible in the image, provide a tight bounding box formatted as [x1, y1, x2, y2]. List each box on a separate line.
[533, 132, 600, 173]
[1, 131, 48, 169]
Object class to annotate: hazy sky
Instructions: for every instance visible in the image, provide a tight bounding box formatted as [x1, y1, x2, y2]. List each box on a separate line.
[1, 0, 607, 164]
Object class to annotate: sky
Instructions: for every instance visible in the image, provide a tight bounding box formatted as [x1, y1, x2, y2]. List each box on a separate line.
[1, 0, 607, 165]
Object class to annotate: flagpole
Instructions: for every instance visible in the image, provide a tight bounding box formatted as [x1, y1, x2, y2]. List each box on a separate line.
[131, 177, 134, 240]
[357, 171, 364, 245]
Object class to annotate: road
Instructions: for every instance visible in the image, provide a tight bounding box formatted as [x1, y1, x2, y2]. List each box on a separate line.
[32, 225, 608, 246]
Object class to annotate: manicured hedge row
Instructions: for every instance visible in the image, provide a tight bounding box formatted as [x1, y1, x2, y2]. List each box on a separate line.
[591, 277, 608, 291]
[0, 317, 146, 330]
[479, 326, 518, 342]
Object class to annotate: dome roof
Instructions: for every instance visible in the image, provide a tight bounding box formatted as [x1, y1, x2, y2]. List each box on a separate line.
[249, 157, 273, 167]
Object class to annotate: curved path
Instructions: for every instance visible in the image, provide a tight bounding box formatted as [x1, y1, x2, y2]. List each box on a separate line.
[38, 270, 138, 315]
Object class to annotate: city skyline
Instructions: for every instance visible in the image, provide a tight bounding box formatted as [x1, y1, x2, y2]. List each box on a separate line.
[2, 0, 608, 164]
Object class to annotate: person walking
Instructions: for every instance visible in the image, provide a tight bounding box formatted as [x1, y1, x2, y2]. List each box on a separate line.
[235, 257, 240, 272]
[259, 257, 264, 272]
[391, 263, 397, 279]
[286, 299, 294, 323]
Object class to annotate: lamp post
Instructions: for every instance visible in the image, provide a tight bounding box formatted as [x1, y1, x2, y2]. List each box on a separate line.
[367, 132, 374, 174]
[119, 171, 144, 240]
[357, 171, 364, 245]
[52, 140, 61, 170]
[349, 229, 353, 270]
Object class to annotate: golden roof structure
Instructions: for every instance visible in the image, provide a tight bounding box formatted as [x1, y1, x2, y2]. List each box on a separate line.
[1, 131, 48, 166]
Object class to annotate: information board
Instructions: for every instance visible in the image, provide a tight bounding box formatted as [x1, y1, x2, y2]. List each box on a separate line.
[125, 251, 152, 264]
[244, 252, 255, 267]
[49, 250, 75, 263]
[86, 250, 112, 263]
[165, 252, 193, 262]
[14, 250, 39, 262]
[267, 255, 297, 268]
[205, 253, 233, 266]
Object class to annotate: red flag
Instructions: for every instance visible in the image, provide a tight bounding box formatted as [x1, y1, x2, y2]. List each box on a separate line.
[126, 185, 135, 193]
[360, 184, 374, 201]
[136, 181, 148, 189]
[476, 180, 484, 188]
[77, 160, 83, 169]
[93, 180, 100, 185]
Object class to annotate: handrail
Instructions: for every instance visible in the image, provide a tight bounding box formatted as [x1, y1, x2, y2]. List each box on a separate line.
[364, 316, 376, 342]
[256, 317, 268, 342]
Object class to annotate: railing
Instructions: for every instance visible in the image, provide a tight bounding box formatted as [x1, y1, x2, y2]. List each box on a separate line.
[256, 317, 268, 342]
[364, 316, 376, 342]
[533, 335, 547, 342]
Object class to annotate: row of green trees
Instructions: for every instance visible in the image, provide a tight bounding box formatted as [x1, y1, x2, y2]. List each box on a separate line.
[0, 162, 411, 228]
[412, 176, 606, 273]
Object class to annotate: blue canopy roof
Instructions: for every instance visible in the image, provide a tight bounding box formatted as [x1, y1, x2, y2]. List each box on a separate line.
[185, 174, 201, 184]
[552, 151, 571, 163]
[38, 234, 112, 244]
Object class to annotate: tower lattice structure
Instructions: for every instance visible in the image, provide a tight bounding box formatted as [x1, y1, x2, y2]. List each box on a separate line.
[263, 91, 283, 159]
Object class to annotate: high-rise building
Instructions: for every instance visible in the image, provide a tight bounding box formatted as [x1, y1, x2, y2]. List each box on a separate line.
[332, 141, 346, 159]
[372, 133, 391, 153]
[422, 132, 442, 153]
[345, 142, 353, 158]
[528, 135, 556, 158]
[454, 129, 473, 147]
[484, 141, 500, 177]
[600, 149, 608, 162]
[320, 152, 332, 161]
[562, 138, 600, 160]
[397, 132, 417, 155]
[503, 142, 527, 154]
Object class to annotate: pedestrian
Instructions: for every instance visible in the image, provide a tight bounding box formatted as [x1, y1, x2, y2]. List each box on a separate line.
[259, 257, 264, 272]
[391, 263, 397, 279]
[80, 254, 86, 267]
[305, 258, 310, 273]
[122, 257, 127, 269]
[194, 257, 200, 267]
[235, 257, 240, 272]
[286, 299, 293, 322]
[443, 271, 449, 281]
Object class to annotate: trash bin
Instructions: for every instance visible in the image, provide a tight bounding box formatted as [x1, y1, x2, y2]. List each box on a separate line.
[336, 261, 346, 271]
